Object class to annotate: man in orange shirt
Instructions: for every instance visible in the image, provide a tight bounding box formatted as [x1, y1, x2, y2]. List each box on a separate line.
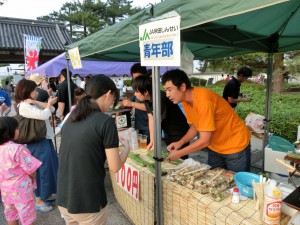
[162, 69, 251, 172]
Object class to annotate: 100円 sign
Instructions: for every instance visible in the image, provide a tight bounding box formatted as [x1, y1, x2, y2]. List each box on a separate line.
[139, 15, 181, 67]
[116, 163, 140, 200]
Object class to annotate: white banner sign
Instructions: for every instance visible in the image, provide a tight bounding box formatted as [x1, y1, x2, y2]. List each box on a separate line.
[68, 47, 82, 69]
[116, 163, 139, 200]
[23, 35, 43, 72]
[139, 16, 181, 66]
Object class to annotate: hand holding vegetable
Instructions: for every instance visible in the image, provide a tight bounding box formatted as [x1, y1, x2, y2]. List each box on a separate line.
[167, 140, 183, 152]
[166, 149, 181, 161]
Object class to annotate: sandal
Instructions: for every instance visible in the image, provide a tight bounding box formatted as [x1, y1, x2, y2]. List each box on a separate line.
[35, 203, 54, 213]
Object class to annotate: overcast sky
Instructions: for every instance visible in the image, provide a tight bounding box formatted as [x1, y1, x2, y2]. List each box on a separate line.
[0, 0, 159, 20]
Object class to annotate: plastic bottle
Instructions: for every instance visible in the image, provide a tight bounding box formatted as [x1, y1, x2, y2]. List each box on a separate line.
[231, 187, 240, 203]
[263, 179, 282, 224]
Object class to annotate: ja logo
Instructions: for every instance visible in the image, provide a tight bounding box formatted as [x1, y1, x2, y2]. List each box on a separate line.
[140, 29, 150, 41]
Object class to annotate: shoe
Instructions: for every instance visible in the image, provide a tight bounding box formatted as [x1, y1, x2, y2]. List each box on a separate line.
[35, 203, 54, 213]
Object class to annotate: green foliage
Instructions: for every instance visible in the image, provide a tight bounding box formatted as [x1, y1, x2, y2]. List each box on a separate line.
[201, 53, 269, 75]
[105, 0, 142, 25]
[206, 82, 300, 142]
[197, 51, 300, 78]
[37, 0, 143, 41]
[1, 76, 13, 86]
[124, 79, 132, 86]
[284, 52, 300, 75]
[189, 77, 207, 86]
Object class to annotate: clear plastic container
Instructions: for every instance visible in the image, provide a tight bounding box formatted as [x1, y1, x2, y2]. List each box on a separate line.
[263, 180, 282, 224]
[231, 187, 240, 204]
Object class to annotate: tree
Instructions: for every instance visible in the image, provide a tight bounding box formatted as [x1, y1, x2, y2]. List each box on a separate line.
[195, 52, 270, 75]
[104, 0, 141, 25]
[284, 50, 300, 76]
[37, 0, 143, 41]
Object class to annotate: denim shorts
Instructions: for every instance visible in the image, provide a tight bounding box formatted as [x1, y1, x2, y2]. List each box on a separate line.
[207, 144, 251, 172]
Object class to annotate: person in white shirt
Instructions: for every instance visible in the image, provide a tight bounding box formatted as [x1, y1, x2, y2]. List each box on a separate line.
[79, 76, 86, 89]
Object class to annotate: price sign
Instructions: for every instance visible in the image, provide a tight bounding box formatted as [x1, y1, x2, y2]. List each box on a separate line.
[116, 163, 139, 200]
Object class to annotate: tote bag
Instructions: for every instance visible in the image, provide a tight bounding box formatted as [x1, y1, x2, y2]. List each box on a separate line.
[14, 106, 47, 144]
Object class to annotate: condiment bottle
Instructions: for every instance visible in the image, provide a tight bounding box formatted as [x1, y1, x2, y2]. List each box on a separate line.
[232, 187, 240, 203]
[263, 179, 282, 224]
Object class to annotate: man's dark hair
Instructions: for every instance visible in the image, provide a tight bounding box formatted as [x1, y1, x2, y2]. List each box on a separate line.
[132, 75, 152, 96]
[146, 69, 152, 77]
[60, 68, 73, 80]
[162, 69, 192, 89]
[130, 63, 147, 77]
[0, 117, 18, 145]
[237, 67, 252, 78]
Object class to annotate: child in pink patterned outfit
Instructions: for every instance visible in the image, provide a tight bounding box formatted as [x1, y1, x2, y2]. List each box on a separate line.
[0, 117, 42, 225]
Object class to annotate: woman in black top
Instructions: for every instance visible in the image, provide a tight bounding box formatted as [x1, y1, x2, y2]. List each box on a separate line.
[57, 75, 130, 225]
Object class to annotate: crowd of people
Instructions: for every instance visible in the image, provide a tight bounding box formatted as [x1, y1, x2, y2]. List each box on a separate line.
[0, 64, 254, 225]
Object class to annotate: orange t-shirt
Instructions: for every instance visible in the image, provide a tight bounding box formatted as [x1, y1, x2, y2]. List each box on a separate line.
[182, 87, 251, 154]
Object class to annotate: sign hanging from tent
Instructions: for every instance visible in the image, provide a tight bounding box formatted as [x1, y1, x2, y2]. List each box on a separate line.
[139, 16, 181, 67]
[68, 47, 83, 69]
[23, 35, 43, 72]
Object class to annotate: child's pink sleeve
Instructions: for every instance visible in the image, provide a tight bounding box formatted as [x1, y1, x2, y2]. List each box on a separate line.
[14, 145, 42, 175]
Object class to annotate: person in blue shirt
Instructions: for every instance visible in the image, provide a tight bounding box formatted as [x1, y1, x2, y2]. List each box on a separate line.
[122, 63, 150, 143]
[0, 89, 11, 116]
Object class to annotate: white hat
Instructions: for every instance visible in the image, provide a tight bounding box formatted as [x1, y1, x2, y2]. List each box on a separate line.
[29, 73, 45, 85]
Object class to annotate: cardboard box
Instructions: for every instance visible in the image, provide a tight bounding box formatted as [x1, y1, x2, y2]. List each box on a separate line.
[264, 146, 289, 175]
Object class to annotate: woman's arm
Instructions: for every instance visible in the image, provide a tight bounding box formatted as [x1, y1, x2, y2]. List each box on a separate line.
[24, 97, 57, 111]
[105, 140, 130, 173]
[20, 97, 57, 119]
[19, 102, 51, 120]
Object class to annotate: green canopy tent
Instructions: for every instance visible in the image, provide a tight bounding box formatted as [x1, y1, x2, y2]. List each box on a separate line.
[65, 0, 288, 61]
[65, 0, 300, 224]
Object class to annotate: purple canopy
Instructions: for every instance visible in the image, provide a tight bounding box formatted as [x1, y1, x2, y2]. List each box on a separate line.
[25, 53, 137, 77]
[26, 53, 176, 77]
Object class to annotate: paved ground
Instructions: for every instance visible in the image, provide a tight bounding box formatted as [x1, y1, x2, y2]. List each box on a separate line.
[0, 173, 134, 225]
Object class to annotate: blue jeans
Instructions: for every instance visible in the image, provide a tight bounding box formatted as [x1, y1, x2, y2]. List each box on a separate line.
[208, 144, 251, 172]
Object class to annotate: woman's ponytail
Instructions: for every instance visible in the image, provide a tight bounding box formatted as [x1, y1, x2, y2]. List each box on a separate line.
[68, 75, 118, 122]
[69, 95, 98, 122]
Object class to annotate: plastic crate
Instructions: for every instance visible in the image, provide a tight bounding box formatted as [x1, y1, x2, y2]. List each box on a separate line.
[268, 135, 295, 152]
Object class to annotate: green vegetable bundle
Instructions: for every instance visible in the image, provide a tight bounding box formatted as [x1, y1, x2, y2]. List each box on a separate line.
[146, 150, 183, 165]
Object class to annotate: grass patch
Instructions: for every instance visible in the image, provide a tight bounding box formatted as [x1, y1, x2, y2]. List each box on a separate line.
[206, 82, 300, 143]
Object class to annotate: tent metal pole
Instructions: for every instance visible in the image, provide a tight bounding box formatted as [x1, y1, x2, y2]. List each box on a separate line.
[152, 66, 163, 225]
[65, 58, 72, 112]
[263, 53, 274, 171]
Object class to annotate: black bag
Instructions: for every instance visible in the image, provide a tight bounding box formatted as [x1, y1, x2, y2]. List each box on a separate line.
[13, 107, 47, 144]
